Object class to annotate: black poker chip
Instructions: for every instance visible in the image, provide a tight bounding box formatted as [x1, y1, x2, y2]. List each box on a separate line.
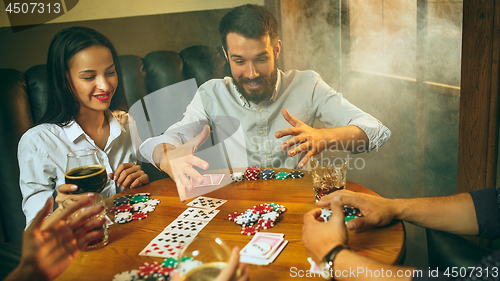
[290, 171, 304, 179]
[113, 196, 130, 206]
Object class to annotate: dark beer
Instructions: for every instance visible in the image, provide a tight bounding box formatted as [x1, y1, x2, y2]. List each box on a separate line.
[65, 164, 107, 193]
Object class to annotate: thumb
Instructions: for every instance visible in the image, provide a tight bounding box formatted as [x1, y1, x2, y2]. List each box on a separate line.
[29, 198, 53, 231]
[328, 196, 346, 227]
[189, 125, 211, 151]
[58, 183, 78, 194]
[282, 108, 301, 127]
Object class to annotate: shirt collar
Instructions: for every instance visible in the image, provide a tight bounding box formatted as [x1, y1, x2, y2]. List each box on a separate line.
[234, 69, 282, 107]
[63, 110, 123, 143]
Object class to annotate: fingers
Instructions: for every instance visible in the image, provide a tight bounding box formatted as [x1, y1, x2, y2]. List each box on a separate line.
[303, 208, 322, 224]
[114, 164, 140, 188]
[76, 229, 103, 249]
[58, 184, 79, 194]
[113, 163, 134, 182]
[316, 190, 357, 207]
[236, 263, 250, 281]
[282, 108, 301, 127]
[72, 216, 105, 238]
[188, 125, 211, 154]
[328, 196, 346, 226]
[297, 150, 315, 169]
[66, 205, 105, 231]
[29, 198, 53, 232]
[130, 174, 149, 189]
[215, 246, 240, 281]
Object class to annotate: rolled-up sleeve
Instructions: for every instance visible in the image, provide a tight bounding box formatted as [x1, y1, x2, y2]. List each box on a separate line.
[469, 187, 500, 239]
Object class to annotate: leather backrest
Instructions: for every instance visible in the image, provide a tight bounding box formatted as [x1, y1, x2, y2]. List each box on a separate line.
[0, 69, 30, 242]
[143, 51, 184, 94]
[179, 45, 225, 87]
[25, 65, 49, 125]
[119, 55, 147, 107]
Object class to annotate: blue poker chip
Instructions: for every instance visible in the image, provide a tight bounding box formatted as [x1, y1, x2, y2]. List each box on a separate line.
[261, 169, 275, 180]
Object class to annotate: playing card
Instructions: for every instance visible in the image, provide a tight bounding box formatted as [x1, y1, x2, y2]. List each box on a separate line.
[210, 174, 224, 185]
[192, 175, 212, 187]
[307, 257, 322, 273]
[139, 229, 196, 258]
[241, 233, 284, 259]
[177, 207, 220, 221]
[165, 218, 209, 233]
[186, 196, 227, 210]
[239, 240, 288, 265]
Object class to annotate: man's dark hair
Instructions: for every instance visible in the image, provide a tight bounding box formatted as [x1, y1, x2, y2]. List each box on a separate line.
[40, 26, 128, 126]
[219, 4, 279, 51]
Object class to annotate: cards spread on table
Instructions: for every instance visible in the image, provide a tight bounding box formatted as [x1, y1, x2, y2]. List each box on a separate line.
[177, 207, 220, 221]
[192, 174, 225, 187]
[140, 196, 225, 258]
[239, 232, 288, 265]
[186, 196, 227, 209]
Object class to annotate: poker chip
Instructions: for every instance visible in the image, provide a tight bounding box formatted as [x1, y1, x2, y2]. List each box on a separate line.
[114, 196, 130, 206]
[114, 211, 132, 224]
[140, 205, 156, 214]
[260, 168, 275, 180]
[130, 195, 149, 203]
[344, 206, 362, 217]
[112, 269, 139, 281]
[275, 172, 289, 180]
[157, 267, 174, 276]
[230, 172, 245, 182]
[245, 166, 260, 180]
[241, 225, 260, 235]
[162, 257, 178, 268]
[320, 208, 332, 222]
[133, 202, 147, 212]
[147, 272, 166, 280]
[260, 211, 279, 221]
[290, 170, 304, 179]
[251, 203, 274, 215]
[275, 204, 287, 214]
[228, 212, 242, 221]
[235, 212, 259, 226]
[179, 259, 203, 275]
[135, 193, 151, 197]
[112, 204, 133, 214]
[345, 215, 357, 224]
[132, 212, 148, 220]
[257, 218, 275, 229]
[138, 261, 162, 277]
[147, 199, 160, 206]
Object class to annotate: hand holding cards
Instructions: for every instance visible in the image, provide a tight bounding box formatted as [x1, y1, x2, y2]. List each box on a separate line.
[240, 233, 288, 265]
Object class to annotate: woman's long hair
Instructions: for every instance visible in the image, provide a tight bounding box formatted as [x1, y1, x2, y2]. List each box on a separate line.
[40, 26, 128, 126]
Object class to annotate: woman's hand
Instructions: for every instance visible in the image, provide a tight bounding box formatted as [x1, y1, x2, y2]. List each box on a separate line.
[109, 163, 149, 189]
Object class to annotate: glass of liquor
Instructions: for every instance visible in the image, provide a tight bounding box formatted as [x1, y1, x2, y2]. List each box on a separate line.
[311, 156, 347, 201]
[178, 234, 235, 281]
[65, 149, 107, 194]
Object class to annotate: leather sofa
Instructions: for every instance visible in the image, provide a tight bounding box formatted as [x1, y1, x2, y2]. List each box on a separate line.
[0, 45, 226, 244]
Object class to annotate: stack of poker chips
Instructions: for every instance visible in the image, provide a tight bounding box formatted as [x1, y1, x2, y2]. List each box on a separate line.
[112, 193, 160, 224]
[244, 166, 260, 180]
[320, 206, 363, 224]
[231, 168, 304, 182]
[228, 202, 286, 235]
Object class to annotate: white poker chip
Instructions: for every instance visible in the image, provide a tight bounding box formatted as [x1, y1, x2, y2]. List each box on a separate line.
[114, 211, 132, 223]
[147, 199, 160, 206]
[140, 205, 156, 214]
[261, 211, 279, 221]
[320, 208, 332, 222]
[230, 172, 245, 182]
[135, 192, 150, 197]
[234, 212, 259, 226]
[112, 269, 139, 281]
[179, 259, 203, 275]
[133, 202, 147, 212]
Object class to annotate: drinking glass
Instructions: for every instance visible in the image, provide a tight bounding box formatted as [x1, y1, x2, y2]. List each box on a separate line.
[178, 234, 235, 280]
[65, 149, 107, 194]
[311, 156, 347, 201]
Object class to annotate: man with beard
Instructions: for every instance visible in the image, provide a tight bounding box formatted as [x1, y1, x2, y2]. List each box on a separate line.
[139, 4, 391, 201]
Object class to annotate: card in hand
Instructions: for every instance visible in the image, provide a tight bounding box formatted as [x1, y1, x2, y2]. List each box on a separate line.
[192, 175, 212, 188]
[186, 196, 227, 209]
[177, 207, 220, 221]
[192, 174, 225, 187]
[165, 218, 209, 233]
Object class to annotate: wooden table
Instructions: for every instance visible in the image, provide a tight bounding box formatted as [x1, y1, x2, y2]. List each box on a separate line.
[57, 169, 405, 280]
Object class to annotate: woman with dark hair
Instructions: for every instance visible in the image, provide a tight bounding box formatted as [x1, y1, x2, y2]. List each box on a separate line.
[18, 26, 149, 227]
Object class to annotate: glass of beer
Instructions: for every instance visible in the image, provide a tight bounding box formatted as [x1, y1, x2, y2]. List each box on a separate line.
[178, 234, 235, 280]
[65, 149, 107, 194]
[67, 192, 108, 251]
[311, 156, 347, 201]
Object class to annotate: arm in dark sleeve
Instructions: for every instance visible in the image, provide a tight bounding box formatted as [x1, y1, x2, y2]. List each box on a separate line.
[469, 187, 500, 239]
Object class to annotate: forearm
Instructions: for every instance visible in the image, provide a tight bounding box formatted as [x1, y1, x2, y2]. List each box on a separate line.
[394, 192, 478, 235]
[4, 261, 48, 281]
[333, 249, 414, 281]
[323, 125, 369, 152]
[153, 143, 175, 179]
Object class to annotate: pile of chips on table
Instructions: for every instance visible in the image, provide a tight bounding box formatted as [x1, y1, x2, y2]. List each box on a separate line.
[231, 167, 305, 182]
[228, 202, 286, 235]
[112, 257, 203, 281]
[112, 192, 160, 224]
[320, 206, 364, 224]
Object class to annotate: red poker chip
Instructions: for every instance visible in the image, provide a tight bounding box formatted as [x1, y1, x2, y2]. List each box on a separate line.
[157, 267, 175, 275]
[132, 212, 148, 220]
[138, 261, 162, 277]
[241, 226, 259, 235]
[228, 212, 242, 221]
[257, 218, 275, 229]
[113, 204, 133, 214]
[251, 204, 274, 215]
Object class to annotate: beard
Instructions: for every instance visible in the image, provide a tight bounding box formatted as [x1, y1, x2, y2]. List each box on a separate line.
[233, 66, 278, 104]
